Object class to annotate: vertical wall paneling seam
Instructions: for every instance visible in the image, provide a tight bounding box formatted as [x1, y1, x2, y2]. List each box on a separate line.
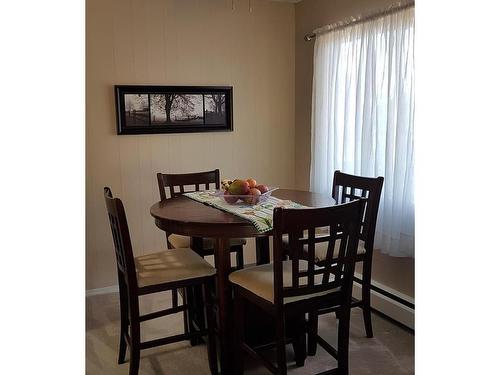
[138, 139, 145, 254]
[111, 0, 123, 199]
[141, 0, 152, 254]
[86, 2, 97, 286]
[161, 1, 167, 83]
[174, 0, 179, 84]
[131, 0, 137, 81]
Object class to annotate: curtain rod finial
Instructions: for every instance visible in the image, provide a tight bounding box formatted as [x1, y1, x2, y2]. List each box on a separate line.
[304, 33, 316, 42]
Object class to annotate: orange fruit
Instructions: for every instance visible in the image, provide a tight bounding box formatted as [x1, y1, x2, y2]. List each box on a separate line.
[247, 178, 257, 188]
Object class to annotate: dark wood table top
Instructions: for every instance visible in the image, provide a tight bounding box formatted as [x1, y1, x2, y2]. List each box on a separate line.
[150, 188, 336, 374]
[150, 188, 336, 238]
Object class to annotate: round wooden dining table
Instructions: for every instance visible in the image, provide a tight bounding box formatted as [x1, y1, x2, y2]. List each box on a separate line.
[150, 189, 336, 374]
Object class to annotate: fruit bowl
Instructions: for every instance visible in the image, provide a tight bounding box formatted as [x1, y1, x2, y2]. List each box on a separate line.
[213, 187, 278, 206]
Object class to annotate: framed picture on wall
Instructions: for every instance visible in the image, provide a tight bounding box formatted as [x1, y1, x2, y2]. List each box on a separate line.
[114, 85, 233, 135]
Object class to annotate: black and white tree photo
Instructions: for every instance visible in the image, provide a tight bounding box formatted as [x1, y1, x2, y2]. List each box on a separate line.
[150, 94, 203, 125]
[150, 94, 167, 124]
[170, 94, 203, 124]
[204, 94, 226, 124]
[124, 94, 150, 126]
[116, 86, 232, 134]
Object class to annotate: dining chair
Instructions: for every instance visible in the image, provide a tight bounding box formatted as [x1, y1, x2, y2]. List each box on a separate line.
[306, 171, 383, 355]
[157, 169, 246, 269]
[104, 187, 218, 375]
[230, 199, 364, 375]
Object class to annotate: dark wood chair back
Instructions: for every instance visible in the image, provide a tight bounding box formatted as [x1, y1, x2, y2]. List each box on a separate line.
[332, 170, 384, 249]
[157, 169, 221, 200]
[104, 187, 138, 290]
[272, 199, 365, 306]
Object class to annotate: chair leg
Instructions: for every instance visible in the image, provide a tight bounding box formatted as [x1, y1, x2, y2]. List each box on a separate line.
[129, 336, 140, 375]
[190, 236, 207, 345]
[128, 299, 141, 375]
[118, 328, 127, 365]
[203, 282, 218, 375]
[276, 314, 287, 375]
[117, 273, 128, 364]
[234, 245, 244, 269]
[361, 258, 374, 338]
[307, 310, 318, 356]
[182, 287, 189, 335]
[186, 286, 198, 346]
[337, 306, 351, 375]
[166, 232, 174, 249]
[291, 314, 306, 367]
[234, 290, 245, 375]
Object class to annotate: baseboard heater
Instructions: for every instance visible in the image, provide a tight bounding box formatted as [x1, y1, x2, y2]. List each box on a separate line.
[354, 276, 415, 310]
[353, 274, 414, 331]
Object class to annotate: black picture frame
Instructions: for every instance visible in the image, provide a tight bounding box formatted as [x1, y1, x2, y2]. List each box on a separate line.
[114, 85, 233, 135]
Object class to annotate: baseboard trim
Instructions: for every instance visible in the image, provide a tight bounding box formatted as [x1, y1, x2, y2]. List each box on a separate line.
[86, 285, 119, 297]
[352, 272, 414, 330]
[371, 308, 414, 334]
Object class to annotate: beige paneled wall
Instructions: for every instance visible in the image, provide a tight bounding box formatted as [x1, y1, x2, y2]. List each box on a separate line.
[295, 0, 414, 297]
[86, 0, 295, 290]
[87, 0, 414, 298]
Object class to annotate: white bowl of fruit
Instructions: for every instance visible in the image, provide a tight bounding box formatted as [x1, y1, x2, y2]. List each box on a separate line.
[216, 178, 277, 205]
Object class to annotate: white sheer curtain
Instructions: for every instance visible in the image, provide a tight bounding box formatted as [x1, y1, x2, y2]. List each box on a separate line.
[310, 7, 414, 257]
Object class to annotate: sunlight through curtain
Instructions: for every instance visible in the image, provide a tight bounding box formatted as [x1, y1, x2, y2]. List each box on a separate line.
[310, 7, 414, 257]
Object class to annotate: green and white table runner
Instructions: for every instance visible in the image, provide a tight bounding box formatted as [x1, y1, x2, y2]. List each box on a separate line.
[184, 190, 307, 233]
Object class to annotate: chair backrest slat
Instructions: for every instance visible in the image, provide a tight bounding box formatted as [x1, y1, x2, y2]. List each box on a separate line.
[288, 231, 301, 289]
[157, 169, 221, 200]
[272, 200, 364, 306]
[334, 231, 348, 281]
[307, 227, 315, 287]
[331, 171, 384, 248]
[321, 224, 336, 283]
[103, 187, 138, 291]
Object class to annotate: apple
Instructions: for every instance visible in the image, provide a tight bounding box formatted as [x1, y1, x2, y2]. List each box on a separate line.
[256, 184, 269, 194]
[223, 190, 238, 204]
[244, 188, 262, 204]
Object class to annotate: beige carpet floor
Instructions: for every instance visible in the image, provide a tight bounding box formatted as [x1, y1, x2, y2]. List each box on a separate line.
[86, 291, 414, 374]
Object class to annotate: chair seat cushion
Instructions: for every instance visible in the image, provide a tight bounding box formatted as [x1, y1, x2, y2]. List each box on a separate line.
[282, 233, 365, 262]
[169, 234, 246, 250]
[229, 260, 339, 304]
[135, 248, 215, 288]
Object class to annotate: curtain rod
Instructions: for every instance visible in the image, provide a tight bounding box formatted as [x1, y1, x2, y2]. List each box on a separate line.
[304, 0, 415, 41]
